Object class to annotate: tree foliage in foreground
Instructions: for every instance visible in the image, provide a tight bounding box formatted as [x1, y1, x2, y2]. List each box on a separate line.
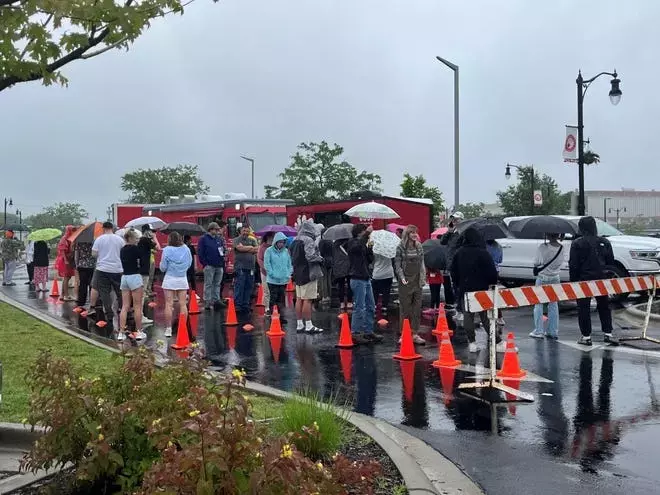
[399, 173, 444, 221]
[0, 0, 212, 92]
[25, 202, 89, 230]
[121, 164, 209, 204]
[496, 167, 571, 217]
[265, 141, 382, 204]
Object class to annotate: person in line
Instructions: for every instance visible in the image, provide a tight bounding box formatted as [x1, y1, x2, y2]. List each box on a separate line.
[140, 225, 160, 298]
[530, 233, 565, 339]
[451, 227, 502, 353]
[395, 225, 427, 345]
[233, 225, 259, 314]
[183, 234, 198, 295]
[75, 241, 96, 308]
[257, 232, 274, 314]
[317, 233, 334, 308]
[55, 225, 77, 301]
[264, 232, 292, 322]
[439, 211, 464, 311]
[198, 222, 226, 310]
[348, 224, 382, 344]
[160, 232, 193, 337]
[291, 219, 324, 333]
[569, 216, 618, 346]
[136, 226, 156, 325]
[1, 230, 23, 286]
[32, 240, 50, 292]
[332, 239, 353, 310]
[119, 229, 146, 341]
[371, 252, 394, 317]
[427, 266, 444, 313]
[486, 238, 505, 326]
[90, 222, 124, 327]
[25, 240, 35, 287]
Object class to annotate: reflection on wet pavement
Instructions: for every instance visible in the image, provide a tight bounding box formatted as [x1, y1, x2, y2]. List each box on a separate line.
[4, 269, 660, 495]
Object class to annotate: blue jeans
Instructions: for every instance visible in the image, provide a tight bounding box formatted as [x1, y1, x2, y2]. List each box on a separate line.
[234, 268, 254, 312]
[350, 278, 375, 334]
[533, 275, 560, 336]
[203, 265, 223, 306]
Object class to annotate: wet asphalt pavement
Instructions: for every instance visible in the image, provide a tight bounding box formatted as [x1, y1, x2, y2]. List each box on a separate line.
[4, 266, 660, 495]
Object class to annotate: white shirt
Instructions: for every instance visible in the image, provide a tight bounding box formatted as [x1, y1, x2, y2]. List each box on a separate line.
[92, 233, 125, 273]
[534, 242, 565, 278]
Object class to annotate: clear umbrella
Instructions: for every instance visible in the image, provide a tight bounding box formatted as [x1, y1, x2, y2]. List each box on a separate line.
[345, 201, 400, 220]
[124, 216, 166, 230]
[369, 230, 400, 258]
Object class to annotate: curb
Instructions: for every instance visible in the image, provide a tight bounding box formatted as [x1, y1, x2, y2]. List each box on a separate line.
[0, 291, 483, 495]
[0, 423, 51, 494]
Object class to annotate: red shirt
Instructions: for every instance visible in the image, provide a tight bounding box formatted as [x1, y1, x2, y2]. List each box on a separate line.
[427, 270, 444, 285]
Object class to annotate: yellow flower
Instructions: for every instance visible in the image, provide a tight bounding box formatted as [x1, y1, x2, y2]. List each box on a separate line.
[255, 452, 262, 458]
[64, 379, 71, 388]
[191, 342, 199, 349]
[156, 339, 165, 346]
[316, 462, 323, 471]
[167, 441, 173, 448]
[280, 444, 293, 459]
[188, 410, 201, 418]
[21, 418, 28, 424]
[97, 398, 105, 406]
[256, 437, 263, 444]
[96, 425, 102, 430]
[313, 421, 319, 431]
[231, 369, 245, 380]
[98, 434, 105, 441]
[152, 418, 162, 427]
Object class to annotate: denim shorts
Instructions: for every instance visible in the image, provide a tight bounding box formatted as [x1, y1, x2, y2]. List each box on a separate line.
[120, 274, 143, 291]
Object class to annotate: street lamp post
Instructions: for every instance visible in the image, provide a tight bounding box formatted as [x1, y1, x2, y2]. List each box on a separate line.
[609, 206, 626, 228]
[436, 56, 460, 210]
[603, 197, 611, 223]
[576, 69, 622, 216]
[240, 156, 255, 198]
[15, 209, 22, 240]
[3, 197, 12, 227]
[505, 163, 535, 215]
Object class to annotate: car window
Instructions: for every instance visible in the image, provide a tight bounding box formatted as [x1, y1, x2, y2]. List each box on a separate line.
[566, 219, 623, 238]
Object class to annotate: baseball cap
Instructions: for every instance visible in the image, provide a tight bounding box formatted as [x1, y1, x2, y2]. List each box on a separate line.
[450, 211, 465, 220]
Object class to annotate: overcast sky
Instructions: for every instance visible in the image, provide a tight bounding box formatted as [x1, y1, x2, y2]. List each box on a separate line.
[2, 0, 657, 220]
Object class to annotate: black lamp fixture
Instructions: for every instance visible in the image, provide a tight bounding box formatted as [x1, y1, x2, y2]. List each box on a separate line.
[609, 75, 622, 105]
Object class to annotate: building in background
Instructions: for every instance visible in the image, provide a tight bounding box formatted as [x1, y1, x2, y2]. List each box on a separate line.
[578, 189, 660, 229]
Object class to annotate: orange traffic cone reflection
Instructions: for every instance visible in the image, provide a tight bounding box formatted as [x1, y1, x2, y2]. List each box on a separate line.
[226, 325, 237, 350]
[339, 349, 352, 384]
[256, 284, 264, 306]
[269, 335, 283, 364]
[189, 314, 199, 337]
[439, 366, 456, 405]
[399, 360, 416, 403]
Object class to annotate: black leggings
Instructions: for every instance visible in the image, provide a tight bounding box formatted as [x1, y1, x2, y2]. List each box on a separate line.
[187, 270, 196, 293]
[268, 283, 286, 313]
[336, 276, 353, 304]
[371, 278, 393, 310]
[26, 263, 34, 282]
[443, 275, 455, 306]
[430, 284, 442, 308]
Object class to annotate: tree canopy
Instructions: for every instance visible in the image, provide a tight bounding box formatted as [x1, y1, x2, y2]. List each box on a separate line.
[121, 164, 209, 204]
[25, 202, 89, 230]
[455, 202, 487, 219]
[0, 0, 210, 92]
[399, 173, 444, 221]
[265, 141, 382, 204]
[496, 167, 571, 217]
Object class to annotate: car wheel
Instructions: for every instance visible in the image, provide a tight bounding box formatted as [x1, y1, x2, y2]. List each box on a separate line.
[604, 264, 630, 302]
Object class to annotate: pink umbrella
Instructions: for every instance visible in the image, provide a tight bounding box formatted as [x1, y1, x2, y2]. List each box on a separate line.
[386, 223, 406, 234]
[430, 227, 448, 239]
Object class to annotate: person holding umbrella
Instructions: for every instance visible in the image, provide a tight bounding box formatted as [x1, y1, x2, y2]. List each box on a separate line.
[394, 225, 427, 345]
[32, 240, 50, 292]
[439, 211, 464, 311]
[55, 226, 77, 301]
[530, 233, 565, 339]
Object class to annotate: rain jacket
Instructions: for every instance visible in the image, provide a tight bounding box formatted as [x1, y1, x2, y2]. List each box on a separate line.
[264, 232, 293, 285]
[347, 235, 374, 281]
[450, 227, 498, 294]
[160, 245, 193, 278]
[197, 233, 225, 267]
[291, 220, 324, 285]
[1, 236, 22, 261]
[440, 230, 461, 273]
[569, 216, 614, 282]
[486, 240, 503, 273]
[55, 225, 75, 271]
[332, 240, 350, 279]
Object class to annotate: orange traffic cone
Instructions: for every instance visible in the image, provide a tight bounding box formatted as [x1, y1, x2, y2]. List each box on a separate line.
[225, 298, 238, 326]
[432, 304, 453, 337]
[269, 335, 283, 364]
[497, 332, 527, 379]
[266, 305, 285, 337]
[432, 330, 461, 368]
[439, 366, 456, 405]
[49, 278, 60, 298]
[393, 319, 422, 361]
[335, 313, 356, 348]
[399, 360, 416, 403]
[286, 279, 295, 292]
[226, 325, 237, 350]
[188, 290, 201, 315]
[171, 314, 191, 349]
[339, 349, 352, 384]
[256, 284, 264, 306]
[189, 314, 199, 337]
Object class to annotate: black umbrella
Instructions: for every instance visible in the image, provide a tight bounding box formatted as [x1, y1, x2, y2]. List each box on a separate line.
[422, 239, 448, 270]
[160, 222, 206, 237]
[456, 217, 513, 240]
[507, 216, 577, 239]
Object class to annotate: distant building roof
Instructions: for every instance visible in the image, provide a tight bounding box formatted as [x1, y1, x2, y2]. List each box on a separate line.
[388, 196, 434, 205]
[586, 189, 660, 198]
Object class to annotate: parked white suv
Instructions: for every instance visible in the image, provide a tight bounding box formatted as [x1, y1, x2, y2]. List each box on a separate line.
[498, 215, 660, 284]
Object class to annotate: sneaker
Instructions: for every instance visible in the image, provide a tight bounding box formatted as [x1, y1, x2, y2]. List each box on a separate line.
[364, 332, 384, 343]
[604, 333, 620, 346]
[25, 281, 32, 285]
[265, 309, 271, 316]
[296, 321, 305, 332]
[86, 308, 97, 317]
[214, 300, 227, 309]
[412, 334, 426, 345]
[134, 331, 147, 340]
[165, 328, 173, 338]
[141, 316, 153, 324]
[455, 313, 464, 324]
[545, 334, 559, 340]
[529, 331, 545, 339]
[577, 336, 592, 346]
[306, 326, 323, 334]
[347, 302, 353, 309]
[7, 282, 16, 286]
[468, 342, 479, 353]
[205, 305, 212, 311]
[352, 333, 369, 345]
[117, 332, 126, 342]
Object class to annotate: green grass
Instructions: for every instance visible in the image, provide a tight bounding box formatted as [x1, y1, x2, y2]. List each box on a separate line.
[0, 302, 120, 423]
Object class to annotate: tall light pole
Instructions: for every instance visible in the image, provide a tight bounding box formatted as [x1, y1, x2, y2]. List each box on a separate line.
[603, 197, 611, 223]
[240, 156, 255, 198]
[15, 209, 22, 240]
[505, 163, 535, 215]
[576, 69, 622, 215]
[436, 56, 459, 210]
[3, 197, 12, 227]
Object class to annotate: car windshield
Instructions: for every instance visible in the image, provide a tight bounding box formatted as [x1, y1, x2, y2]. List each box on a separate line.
[567, 218, 624, 238]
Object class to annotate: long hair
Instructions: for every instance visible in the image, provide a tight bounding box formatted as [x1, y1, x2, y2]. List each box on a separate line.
[168, 232, 183, 247]
[401, 225, 419, 247]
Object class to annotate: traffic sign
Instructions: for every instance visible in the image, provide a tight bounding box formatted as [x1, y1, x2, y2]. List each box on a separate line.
[534, 190, 543, 206]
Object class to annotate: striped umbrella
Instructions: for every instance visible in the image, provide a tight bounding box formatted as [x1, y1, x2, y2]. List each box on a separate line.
[68, 222, 103, 244]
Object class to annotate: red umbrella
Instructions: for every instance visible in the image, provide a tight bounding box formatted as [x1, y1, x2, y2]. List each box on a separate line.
[68, 222, 103, 244]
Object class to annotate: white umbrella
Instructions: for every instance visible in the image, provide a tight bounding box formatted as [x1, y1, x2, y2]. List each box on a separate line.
[345, 201, 400, 220]
[115, 228, 142, 239]
[124, 216, 166, 230]
[369, 229, 400, 258]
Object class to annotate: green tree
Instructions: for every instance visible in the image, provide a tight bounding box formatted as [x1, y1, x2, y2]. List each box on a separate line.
[0, 0, 214, 92]
[399, 173, 444, 221]
[496, 167, 571, 216]
[265, 141, 382, 204]
[121, 165, 209, 204]
[25, 202, 89, 230]
[455, 202, 487, 219]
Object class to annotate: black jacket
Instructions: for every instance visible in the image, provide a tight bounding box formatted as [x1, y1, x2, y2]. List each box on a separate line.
[347, 236, 374, 281]
[137, 236, 155, 276]
[569, 216, 614, 281]
[440, 230, 461, 269]
[450, 228, 498, 294]
[33, 241, 50, 267]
